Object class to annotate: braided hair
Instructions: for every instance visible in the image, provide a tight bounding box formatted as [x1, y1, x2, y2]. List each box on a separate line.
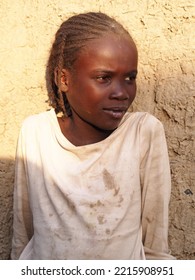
[46, 12, 133, 117]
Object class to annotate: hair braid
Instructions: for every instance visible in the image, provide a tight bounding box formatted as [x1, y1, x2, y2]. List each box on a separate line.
[46, 12, 133, 116]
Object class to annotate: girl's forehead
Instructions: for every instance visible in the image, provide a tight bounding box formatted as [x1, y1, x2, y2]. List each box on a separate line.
[73, 34, 138, 71]
[81, 34, 137, 56]
[88, 33, 133, 46]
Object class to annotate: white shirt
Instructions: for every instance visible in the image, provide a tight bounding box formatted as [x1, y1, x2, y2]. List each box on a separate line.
[11, 109, 174, 259]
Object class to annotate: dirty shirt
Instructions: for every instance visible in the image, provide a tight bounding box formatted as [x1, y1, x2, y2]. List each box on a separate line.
[11, 109, 174, 260]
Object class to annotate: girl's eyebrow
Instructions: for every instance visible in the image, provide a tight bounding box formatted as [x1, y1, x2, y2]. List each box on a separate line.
[128, 70, 138, 75]
[91, 69, 114, 73]
[91, 69, 138, 75]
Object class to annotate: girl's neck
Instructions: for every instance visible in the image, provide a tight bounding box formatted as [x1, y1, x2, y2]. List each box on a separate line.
[58, 116, 113, 146]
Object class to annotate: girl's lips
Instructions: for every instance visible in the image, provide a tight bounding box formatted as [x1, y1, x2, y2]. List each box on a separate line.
[103, 108, 127, 119]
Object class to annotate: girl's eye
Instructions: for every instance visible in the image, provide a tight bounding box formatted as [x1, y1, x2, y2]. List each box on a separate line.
[125, 74, 137, 83]
[96, 75, 111, 83]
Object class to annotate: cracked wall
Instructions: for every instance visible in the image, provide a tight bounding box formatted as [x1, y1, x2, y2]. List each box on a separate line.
[0, 0, 194, 259]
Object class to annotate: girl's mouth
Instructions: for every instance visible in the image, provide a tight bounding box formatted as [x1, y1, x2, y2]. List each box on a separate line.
[103, 107, 127, 119]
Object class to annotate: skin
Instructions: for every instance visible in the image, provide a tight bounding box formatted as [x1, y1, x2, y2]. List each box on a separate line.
[58, 34, 138, 146]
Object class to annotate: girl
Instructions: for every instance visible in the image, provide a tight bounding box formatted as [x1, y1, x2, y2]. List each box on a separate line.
[11, 12, 174, 259]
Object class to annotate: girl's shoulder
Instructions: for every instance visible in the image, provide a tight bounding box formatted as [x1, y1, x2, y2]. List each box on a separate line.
[122, 111, 164, 130]
[120, 111, 165, 141]
[19, 109, 56, 138]
[21, 109, 55, 128]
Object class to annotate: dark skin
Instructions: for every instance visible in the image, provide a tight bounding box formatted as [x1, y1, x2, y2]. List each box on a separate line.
[57, 34, 138, 146]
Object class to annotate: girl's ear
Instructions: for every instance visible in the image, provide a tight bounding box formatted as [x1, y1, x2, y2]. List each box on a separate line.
[60, 69, 70, 92]
[54, 68, 69, 92]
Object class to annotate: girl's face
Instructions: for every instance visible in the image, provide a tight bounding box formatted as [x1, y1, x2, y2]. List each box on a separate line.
[62, 34, 138, 132]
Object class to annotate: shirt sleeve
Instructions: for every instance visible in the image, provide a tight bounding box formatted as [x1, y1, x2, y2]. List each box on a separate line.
[11, 125, 33, 260]
[139, 114, 175, 259]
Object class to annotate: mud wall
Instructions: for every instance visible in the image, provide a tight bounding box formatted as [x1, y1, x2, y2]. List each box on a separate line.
[0, 0, 194, 259]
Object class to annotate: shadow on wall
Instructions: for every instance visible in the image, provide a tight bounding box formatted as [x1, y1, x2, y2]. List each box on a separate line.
[0, 158, 14, 260]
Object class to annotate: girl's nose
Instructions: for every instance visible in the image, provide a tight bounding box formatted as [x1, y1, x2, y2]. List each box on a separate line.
[110, 82, 129, 100]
